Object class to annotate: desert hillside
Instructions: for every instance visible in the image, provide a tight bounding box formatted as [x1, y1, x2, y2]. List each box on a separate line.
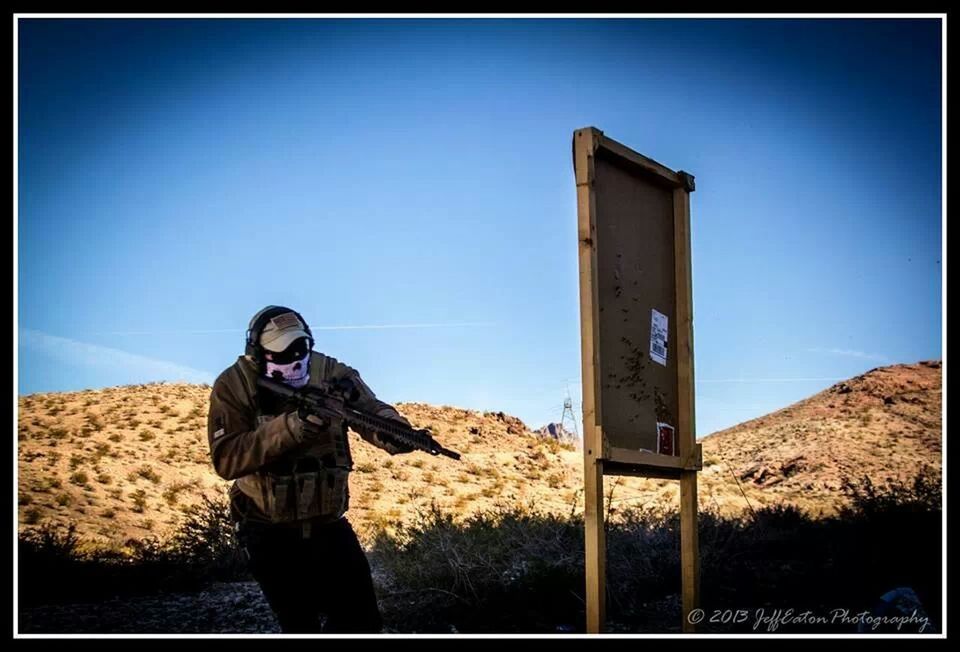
[700, 359, 942, 512]
[17, 361, 941, 550]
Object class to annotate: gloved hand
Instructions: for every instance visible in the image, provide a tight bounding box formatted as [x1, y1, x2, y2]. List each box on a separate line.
[285, 410, 328, 442]
[332, 377, 361, 404]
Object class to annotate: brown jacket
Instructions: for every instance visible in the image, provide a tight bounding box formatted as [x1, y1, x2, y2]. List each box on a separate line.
[207, 352, 409, 524]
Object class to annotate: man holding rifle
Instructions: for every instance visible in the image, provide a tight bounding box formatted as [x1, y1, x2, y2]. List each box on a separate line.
[207, 305, 455, 633]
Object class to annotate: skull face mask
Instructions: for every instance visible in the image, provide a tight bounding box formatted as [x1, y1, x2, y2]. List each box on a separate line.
[264, 337, 311, 388]
[265, 354, 310, 388]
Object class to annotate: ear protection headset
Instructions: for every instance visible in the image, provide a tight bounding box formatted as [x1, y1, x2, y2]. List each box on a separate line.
[245, 305, 315, 367]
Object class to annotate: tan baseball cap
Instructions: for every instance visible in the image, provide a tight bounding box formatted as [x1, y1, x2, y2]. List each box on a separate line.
[259, 311, 311, 353]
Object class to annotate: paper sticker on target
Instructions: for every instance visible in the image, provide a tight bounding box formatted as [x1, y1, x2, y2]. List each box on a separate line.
[656, 422, 678, 456]
[650, 309, 669, 366]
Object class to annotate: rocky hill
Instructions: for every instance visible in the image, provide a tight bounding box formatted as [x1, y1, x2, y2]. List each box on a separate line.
[17, 361, 942, 550]
[535, 422, 579, 443]
[698, 359, 942, 515]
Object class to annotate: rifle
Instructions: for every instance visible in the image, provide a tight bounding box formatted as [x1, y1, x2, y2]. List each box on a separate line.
[256, 376, 461, 461]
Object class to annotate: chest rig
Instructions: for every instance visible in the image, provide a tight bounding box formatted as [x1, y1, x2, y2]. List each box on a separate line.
[234, 354, 354, 524]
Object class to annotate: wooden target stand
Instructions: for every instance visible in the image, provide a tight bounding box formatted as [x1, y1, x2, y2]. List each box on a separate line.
[573, 127, 701, 634]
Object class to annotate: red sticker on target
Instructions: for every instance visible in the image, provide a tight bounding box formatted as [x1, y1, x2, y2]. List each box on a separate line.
[657, 422, 678, 456]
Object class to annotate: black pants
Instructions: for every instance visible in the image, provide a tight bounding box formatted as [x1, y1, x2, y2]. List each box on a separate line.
[238, 517, 383, 633]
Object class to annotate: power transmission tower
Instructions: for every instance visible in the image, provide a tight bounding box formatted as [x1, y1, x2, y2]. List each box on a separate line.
[560, 387, 579, 441]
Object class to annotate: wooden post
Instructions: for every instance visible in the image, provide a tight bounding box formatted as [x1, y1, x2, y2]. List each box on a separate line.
[575, 128, 607, 633]
[680, 471, 700, 632]
[674, 179, 699, 632]
[584, 453, 606, 633]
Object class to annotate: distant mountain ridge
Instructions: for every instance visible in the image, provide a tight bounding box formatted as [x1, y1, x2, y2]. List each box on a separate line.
[535, 422, 579, 443]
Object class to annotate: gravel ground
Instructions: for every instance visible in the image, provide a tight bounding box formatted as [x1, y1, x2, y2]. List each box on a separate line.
[19, 582, 280, 634]
[18, 582, 678, 635]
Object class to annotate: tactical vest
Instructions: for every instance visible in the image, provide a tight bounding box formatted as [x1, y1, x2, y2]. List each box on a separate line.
[233, 354, 354, 524]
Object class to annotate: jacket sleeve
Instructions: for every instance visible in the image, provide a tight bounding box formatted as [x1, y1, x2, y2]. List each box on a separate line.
[207, 373, 308, 480]
[331, 361, 414, 455]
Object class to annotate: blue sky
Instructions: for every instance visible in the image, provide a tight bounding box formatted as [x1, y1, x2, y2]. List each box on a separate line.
[16, 17, 943, 438]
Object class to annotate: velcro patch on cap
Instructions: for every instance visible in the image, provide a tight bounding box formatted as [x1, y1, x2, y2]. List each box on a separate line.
[270, 313, 301, 330]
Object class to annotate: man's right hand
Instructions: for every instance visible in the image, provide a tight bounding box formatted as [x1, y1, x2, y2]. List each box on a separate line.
[285, 411, 327, 442]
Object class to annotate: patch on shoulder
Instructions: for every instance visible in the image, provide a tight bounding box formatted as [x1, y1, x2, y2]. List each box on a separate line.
[213, 415, 226, 439]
